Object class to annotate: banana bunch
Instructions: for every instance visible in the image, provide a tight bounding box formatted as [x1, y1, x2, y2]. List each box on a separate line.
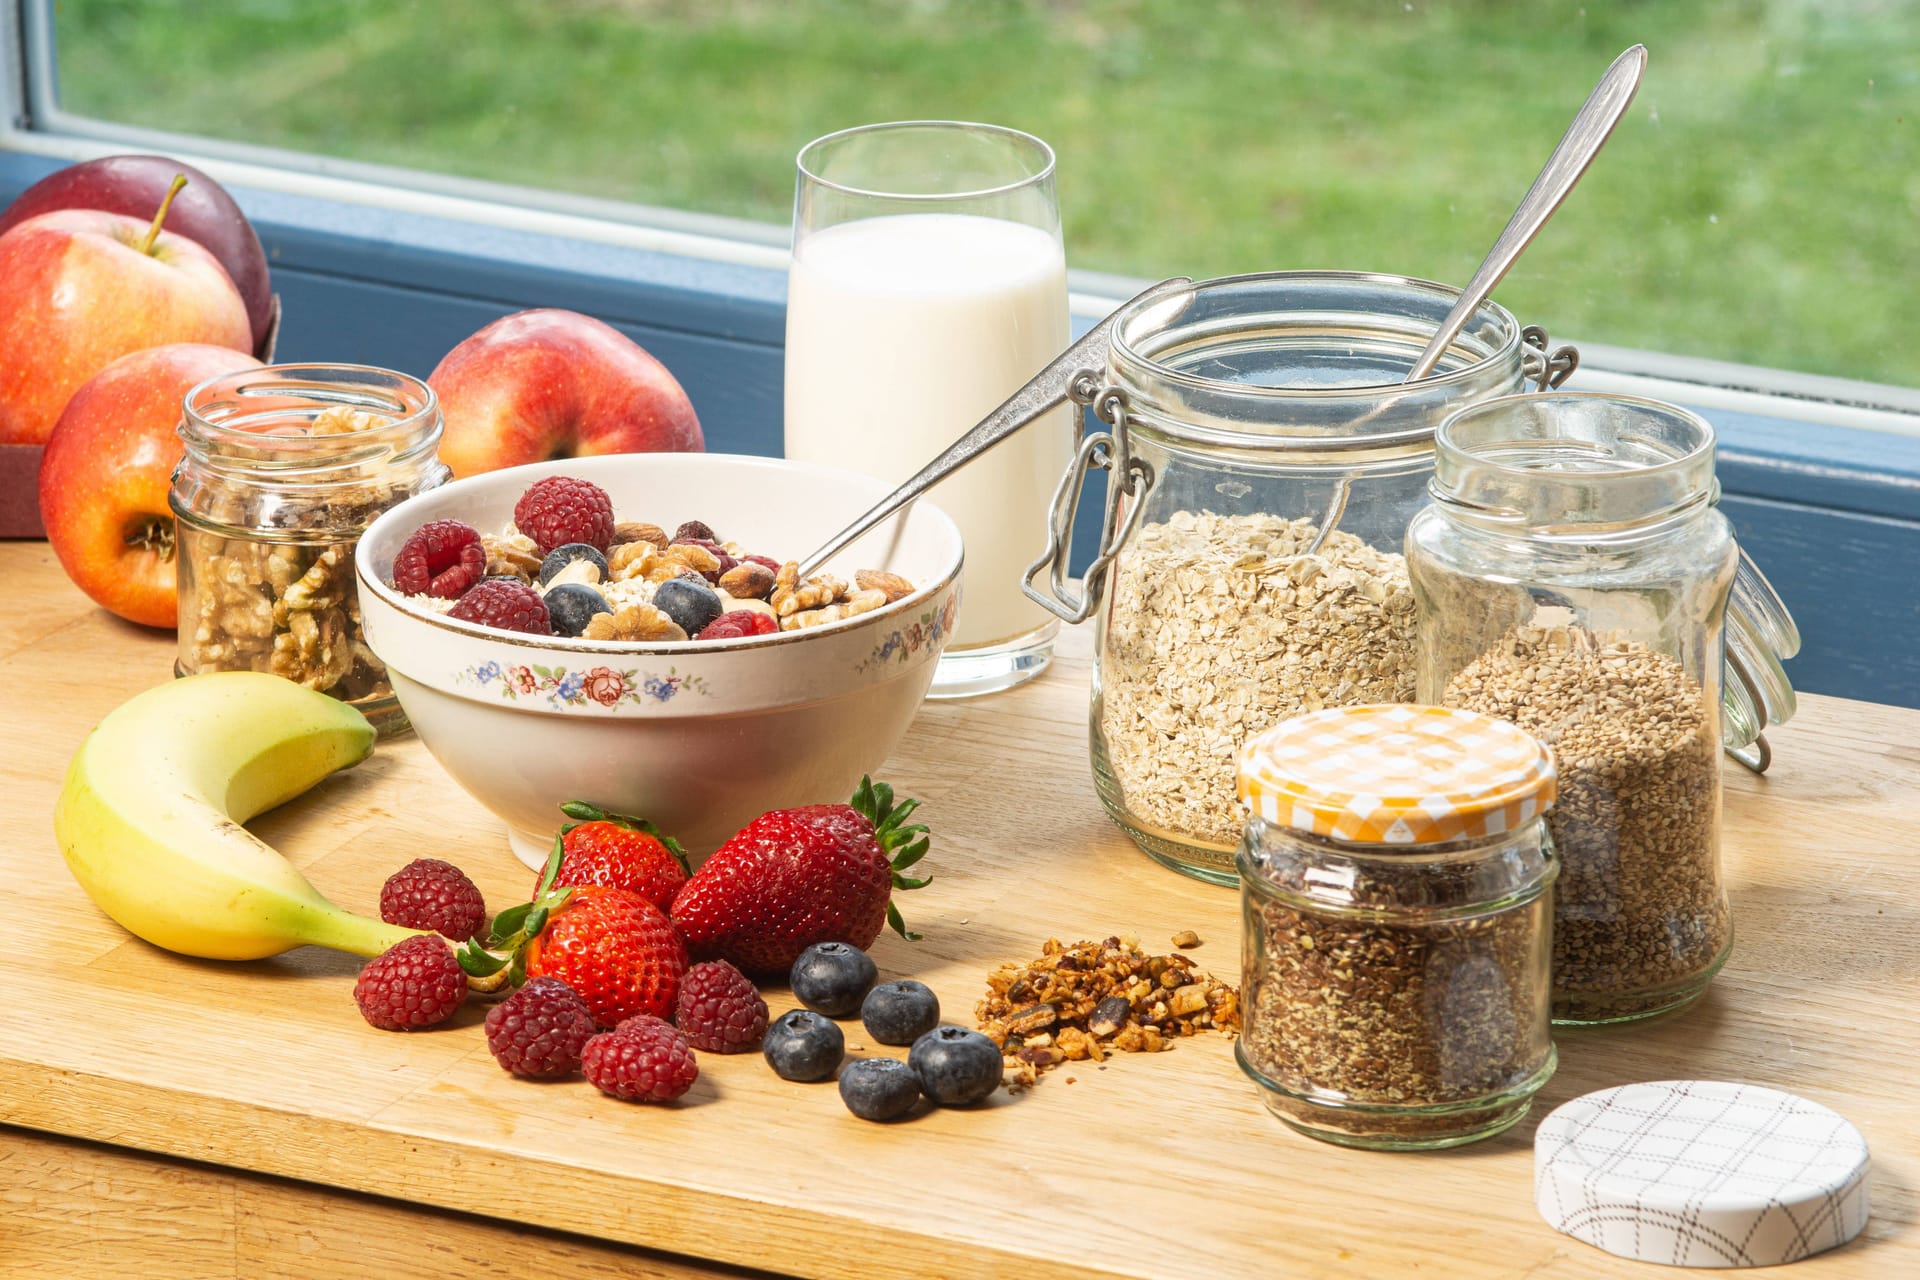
[54, 671, 422, 960]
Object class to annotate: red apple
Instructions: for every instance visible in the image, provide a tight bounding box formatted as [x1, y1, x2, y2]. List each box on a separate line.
[38, 343, 263, 628]
[428, 308, 703, 477]
[0, 155, 273, 352]
[0, 189, 253, 445]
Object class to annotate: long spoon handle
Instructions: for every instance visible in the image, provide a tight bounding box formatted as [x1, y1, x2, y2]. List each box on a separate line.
[1403, 43, 1647, 383]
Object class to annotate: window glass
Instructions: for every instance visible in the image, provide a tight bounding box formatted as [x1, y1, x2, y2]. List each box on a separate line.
[44, 0, 1920, 386]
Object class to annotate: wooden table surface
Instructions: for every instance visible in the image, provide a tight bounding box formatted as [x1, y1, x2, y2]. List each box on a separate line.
[1, 539, 1915, 1280]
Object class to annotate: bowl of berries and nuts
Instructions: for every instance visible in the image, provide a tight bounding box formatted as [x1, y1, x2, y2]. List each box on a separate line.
[356, 453, 963, 867]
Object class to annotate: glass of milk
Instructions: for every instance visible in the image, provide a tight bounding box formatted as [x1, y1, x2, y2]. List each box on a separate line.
[786, 121, 1072, 698]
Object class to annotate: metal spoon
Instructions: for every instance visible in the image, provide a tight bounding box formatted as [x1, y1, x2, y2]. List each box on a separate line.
[1405, 43, 1647, 383]
[1296, 42, 1647, 556]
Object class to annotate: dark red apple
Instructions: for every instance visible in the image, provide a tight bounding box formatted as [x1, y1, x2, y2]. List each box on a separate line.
[39, 343, 263, 628]
[0, 155, 273, 351]
[428, 308, 703, 477]
[0, 186, 253, 445]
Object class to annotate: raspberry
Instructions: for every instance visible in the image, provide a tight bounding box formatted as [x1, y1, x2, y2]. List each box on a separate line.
[581, 1022, 699, 1101]
[484, 977, 597, 1078]
[448, 578, 552, 634]
[380, 857, 488, 941]
[613, 1013, 675, 1034]
[675, 960, 768, 1053]
[391, 519, 487, 599]
[353, 934, 467, 1031]
[514, 476, 615, 555]
[697, 609, 779, 642]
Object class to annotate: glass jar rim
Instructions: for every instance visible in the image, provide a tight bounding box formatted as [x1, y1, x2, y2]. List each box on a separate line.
[1431, 390, 1719, 531]
[1108, 271, 1525, 454]
[796, 120, 1056, 202]
[1111, 270, 1524, 397]
[181, 363, 440, 456]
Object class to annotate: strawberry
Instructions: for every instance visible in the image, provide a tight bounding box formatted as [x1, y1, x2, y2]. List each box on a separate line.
[670, 777, 930, 978]
[521, 886, 687, 1027]
[546, 802, 690, 915]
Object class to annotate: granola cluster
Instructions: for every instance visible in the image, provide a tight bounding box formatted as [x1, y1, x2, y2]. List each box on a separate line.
[977, 936, 1241, 1090]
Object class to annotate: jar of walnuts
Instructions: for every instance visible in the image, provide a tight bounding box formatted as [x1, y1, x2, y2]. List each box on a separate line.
[1406, 391, 1796, 1023]
[170, 365, 449, 732]
[1090, 271, 1559, 884]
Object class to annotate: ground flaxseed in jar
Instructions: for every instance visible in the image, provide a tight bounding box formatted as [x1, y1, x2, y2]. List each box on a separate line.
[1096, 512, 1418, 851]
[1233, 704, 1558, 1149]
[1443, 625, 1729, 1022]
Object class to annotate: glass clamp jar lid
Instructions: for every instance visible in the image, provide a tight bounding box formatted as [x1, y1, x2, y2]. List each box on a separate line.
[1234, 704, 1560, 1150]
[170, 365, 449, 734]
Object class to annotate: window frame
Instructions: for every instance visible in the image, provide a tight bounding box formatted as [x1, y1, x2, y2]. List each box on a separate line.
[5, 1, 1918, 708]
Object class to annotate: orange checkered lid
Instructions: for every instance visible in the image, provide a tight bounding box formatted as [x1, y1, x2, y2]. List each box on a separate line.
[1237, 704, 1556, 845]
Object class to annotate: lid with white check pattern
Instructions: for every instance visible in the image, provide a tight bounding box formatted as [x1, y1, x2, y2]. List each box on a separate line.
[1536, 1081, 1870, 1267]
[1236, 703, 1556, 845]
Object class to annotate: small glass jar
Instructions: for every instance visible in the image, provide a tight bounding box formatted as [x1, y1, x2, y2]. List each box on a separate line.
[1234, 704, 1559, 1150]
[1090, 271, 1541, 884]
[1406, 392, 1738, 1024]
[170, 365, 448, 733]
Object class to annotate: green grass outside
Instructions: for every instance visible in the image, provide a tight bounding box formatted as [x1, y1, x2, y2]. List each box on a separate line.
[51, 0, 1920, 386]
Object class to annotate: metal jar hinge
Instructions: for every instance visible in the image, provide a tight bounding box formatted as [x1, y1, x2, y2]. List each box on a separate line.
[1021, 376, 1157, 623]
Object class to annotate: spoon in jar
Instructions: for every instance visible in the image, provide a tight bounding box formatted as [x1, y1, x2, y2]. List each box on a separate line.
[1303, 42, 1648, 553]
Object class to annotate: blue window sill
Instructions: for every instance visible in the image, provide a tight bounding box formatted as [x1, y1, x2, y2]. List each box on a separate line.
[4, 148, 1915, 707]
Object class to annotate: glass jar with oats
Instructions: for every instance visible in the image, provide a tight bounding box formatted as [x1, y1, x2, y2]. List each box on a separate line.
[171, 365, 449, 733]
[1407, 392, 1755, 1024]
[1091, 272, 1544, 885]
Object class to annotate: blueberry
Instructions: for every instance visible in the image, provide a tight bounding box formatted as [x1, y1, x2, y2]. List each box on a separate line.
[543, 583, 612, 637]
[837, 1057, 921, 1122]
[908, 1025, 1002, 1106]
[537, 542, 609, 586]
[652, 577, 723, 637]
[790, 942, 878, 1019]
[763, 1009, 844, 1082]
[861, 979, 940, 1046]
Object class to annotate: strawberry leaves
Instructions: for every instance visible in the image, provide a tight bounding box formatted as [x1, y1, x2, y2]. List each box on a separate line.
[559, 799, 690, 874]
[851, 776, 931, 941]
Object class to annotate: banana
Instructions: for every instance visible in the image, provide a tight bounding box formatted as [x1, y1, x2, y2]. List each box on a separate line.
[53, 671, 422, 960]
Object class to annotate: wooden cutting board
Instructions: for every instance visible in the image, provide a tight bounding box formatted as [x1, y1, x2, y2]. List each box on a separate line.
[1, 542, 1914, 1279]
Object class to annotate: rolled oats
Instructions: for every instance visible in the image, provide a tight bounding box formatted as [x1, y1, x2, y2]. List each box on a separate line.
[1098, 512, 1417, 849]
[1443, 625, 1727, 1020]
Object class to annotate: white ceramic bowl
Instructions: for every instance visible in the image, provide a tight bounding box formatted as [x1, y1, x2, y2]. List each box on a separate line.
[357, 453, 962, 869]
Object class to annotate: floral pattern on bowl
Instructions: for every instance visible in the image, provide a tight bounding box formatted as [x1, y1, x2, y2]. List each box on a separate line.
[857, 595, 960, 674]
[457, 660, 712, 710]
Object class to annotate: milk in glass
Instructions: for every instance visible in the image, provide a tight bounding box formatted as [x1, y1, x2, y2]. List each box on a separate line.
[784, 212, 1072, 649]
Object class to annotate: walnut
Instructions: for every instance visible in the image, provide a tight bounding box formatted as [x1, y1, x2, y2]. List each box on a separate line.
[609, 541, 659, 581]
[855, 569, 915, 603]
[582, 603, 687, 642]
[781, 588, 887, 631]
[307, 406, 387, 436]
[483, 531, 543, 582]
[661, 542, 721, 577]
[773, 573, 846, 618]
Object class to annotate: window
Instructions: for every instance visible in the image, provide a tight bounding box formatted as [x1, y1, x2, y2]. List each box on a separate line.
[27, 0, 1920, 394]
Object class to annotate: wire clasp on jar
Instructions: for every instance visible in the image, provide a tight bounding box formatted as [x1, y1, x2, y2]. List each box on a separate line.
[1021, 374, 1157, 623]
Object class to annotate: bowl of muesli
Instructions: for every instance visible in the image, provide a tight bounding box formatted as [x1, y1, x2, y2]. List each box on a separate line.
[356, 452, 963, 867]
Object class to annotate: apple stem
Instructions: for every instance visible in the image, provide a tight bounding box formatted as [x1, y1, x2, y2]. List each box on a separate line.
[137, 175, 190, 256]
